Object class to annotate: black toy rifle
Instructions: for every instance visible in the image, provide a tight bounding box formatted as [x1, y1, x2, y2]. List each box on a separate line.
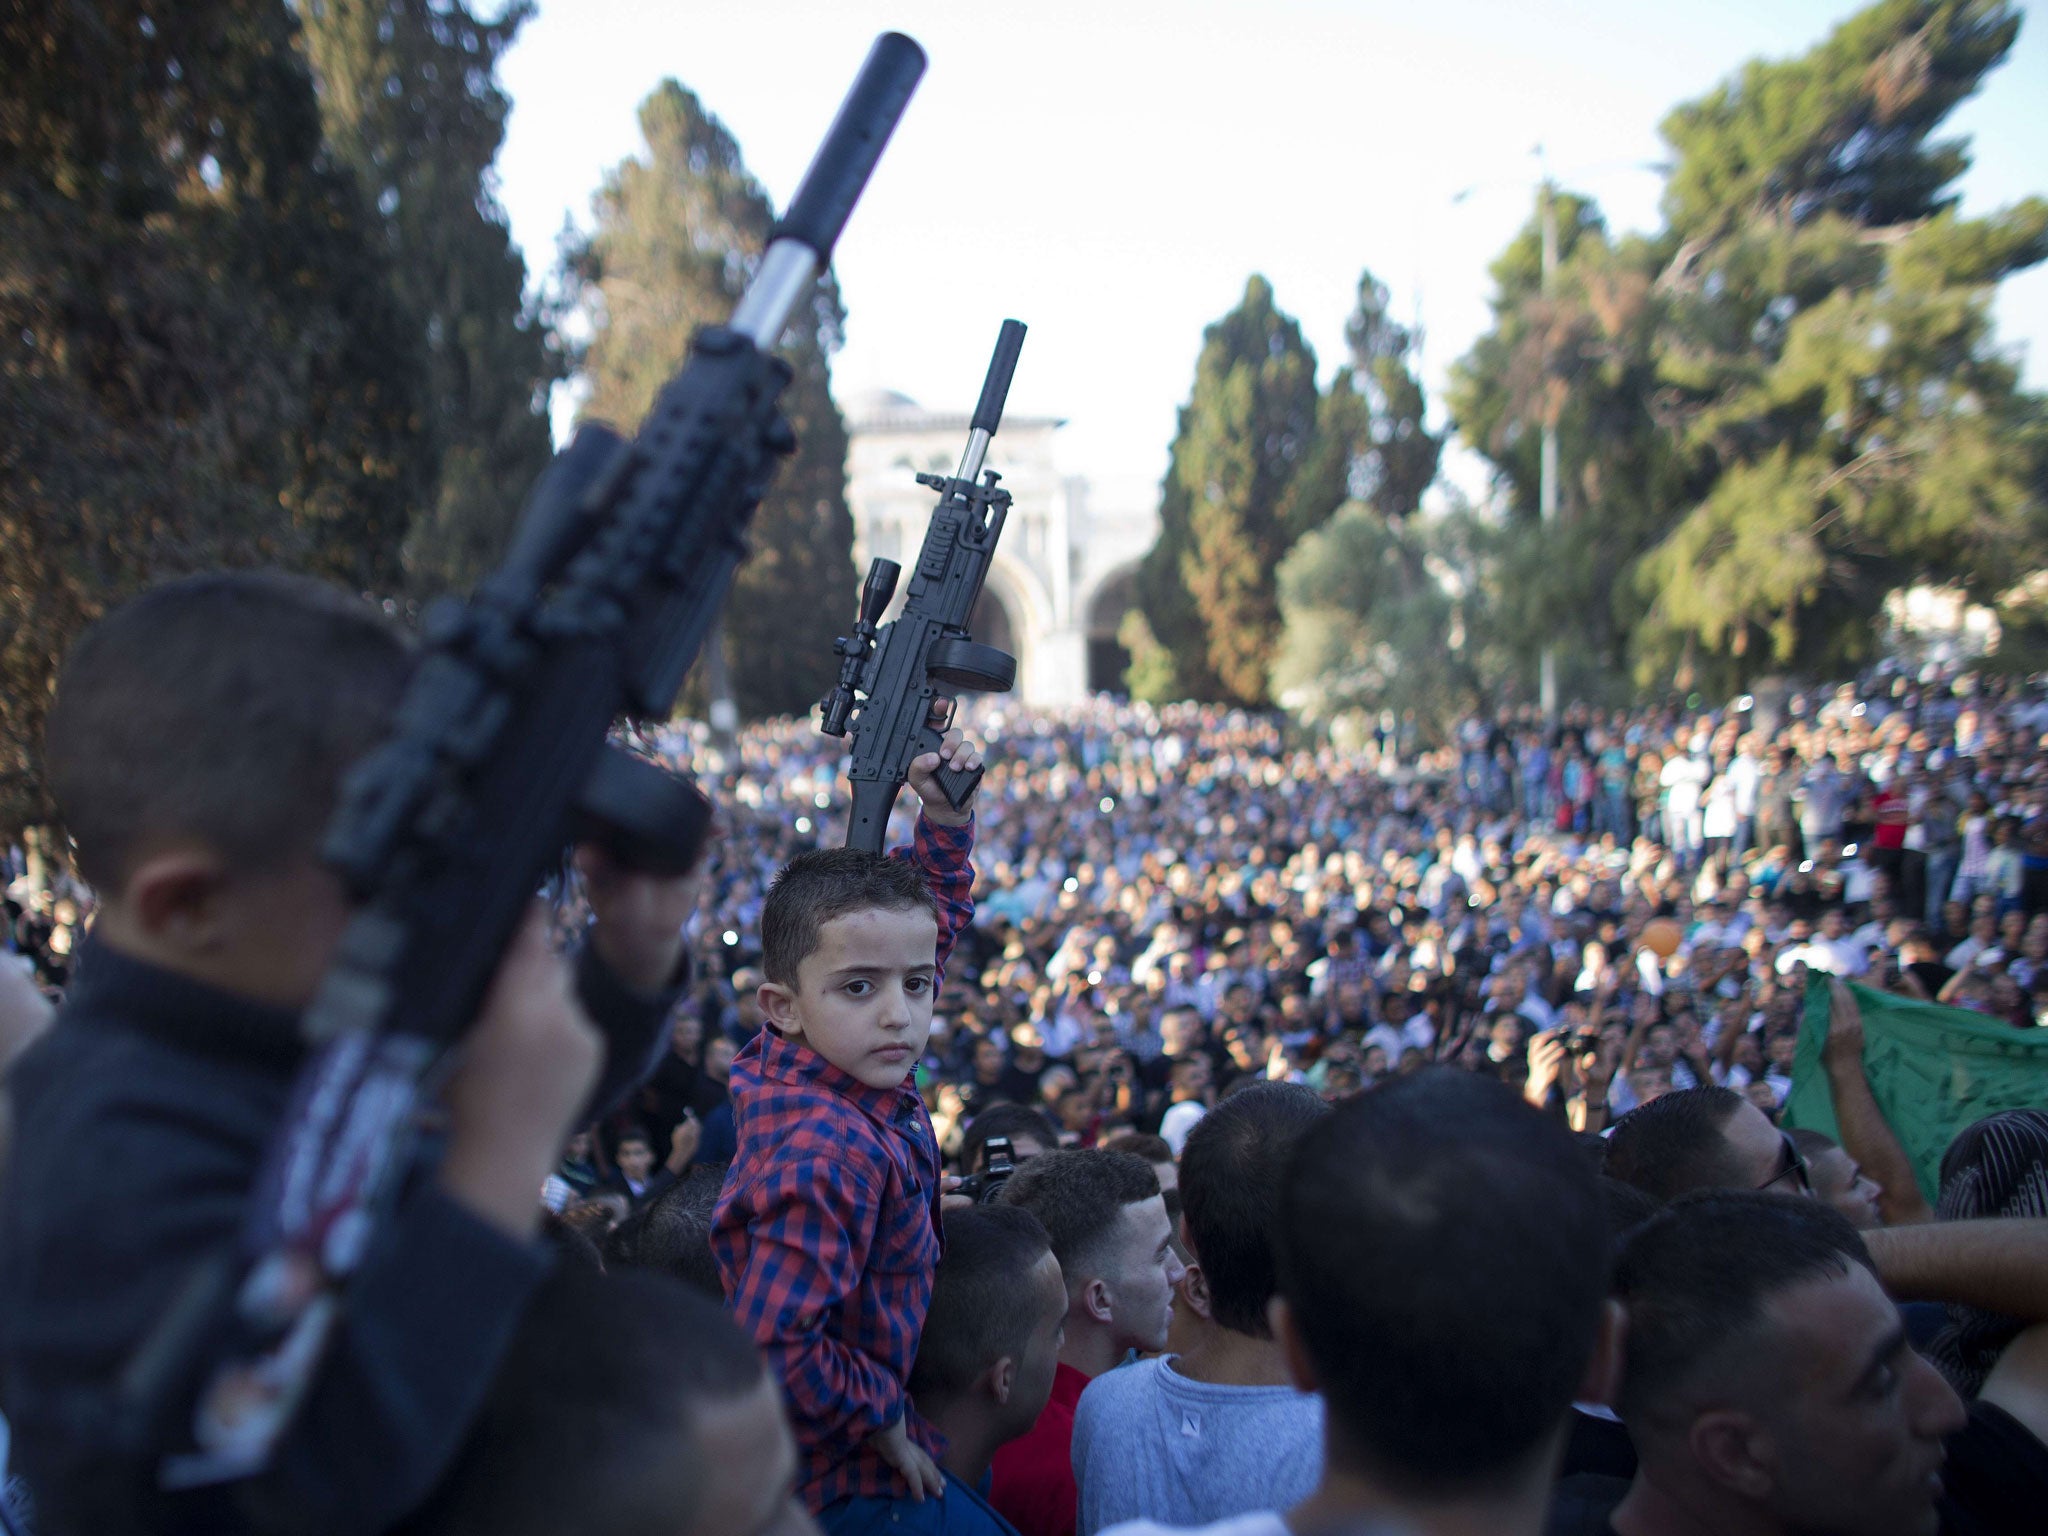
[820, 320, 1026, 849]
[122, 33, 926, 1492]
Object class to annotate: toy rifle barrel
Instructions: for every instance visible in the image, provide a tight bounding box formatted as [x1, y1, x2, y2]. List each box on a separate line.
[957, 318, 1027, 483]
[732, 33, 926, 345]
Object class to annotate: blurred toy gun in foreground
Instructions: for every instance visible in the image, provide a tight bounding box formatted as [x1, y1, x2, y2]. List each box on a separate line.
[820, 319, 1026, 850]
[118, 33, 927, 1494]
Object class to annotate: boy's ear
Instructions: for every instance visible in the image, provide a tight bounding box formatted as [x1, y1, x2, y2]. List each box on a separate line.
[757, 978, 800, 1037]
[123, 846, 235, 950]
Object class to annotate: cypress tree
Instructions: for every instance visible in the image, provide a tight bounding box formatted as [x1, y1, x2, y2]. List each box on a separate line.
[299, 0, 563, 596]
[1131, 275, 1323, 705]
[566, 79, 856, 720]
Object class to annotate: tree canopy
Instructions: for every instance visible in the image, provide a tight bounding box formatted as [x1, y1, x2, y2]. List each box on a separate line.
[300, 0, 563, 596]
[1, 0, 432, 834]
[567, 79, 857, 720]
[1129, 275, 1328, 705]
[1449, 0, 2047, 698]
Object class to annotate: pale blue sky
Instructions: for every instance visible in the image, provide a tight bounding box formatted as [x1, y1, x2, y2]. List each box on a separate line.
[495, 0, 2048, 505]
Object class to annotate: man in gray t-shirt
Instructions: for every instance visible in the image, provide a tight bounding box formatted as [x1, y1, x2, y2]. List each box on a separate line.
[1071, 1352, 1320, 1535]
[1070, 1085, 1327, 1535]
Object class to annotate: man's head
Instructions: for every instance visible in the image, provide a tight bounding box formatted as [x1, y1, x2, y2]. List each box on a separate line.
[44, 572, 411, 1006]
[604, 1162, 729, 1297]
[757, 849, 940, 1089]
[1178, 1082, 1328, 1338]
[997, 1148, 1182, 1357]
[399, 1265, 813, 1536]
[1788, 1128, 1883, 1231]
[1273, 1069, 1611, 1500]
[615, 1133, 656, 1187]
[907, 1206, 1067, 1450]
[1615, 1193, 1963, 1536]
[1606, 1086, 1810, 1202]
[1168, 1053, 1211, 1102]
[958, 1103, 1059, 1173]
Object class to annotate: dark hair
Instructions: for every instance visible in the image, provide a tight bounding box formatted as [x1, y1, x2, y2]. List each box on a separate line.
[959, 1103, 1060, 1173]
[1598, 1176, 1664, 1258]
[908, 1205, 1054, 1402]
[1604, 1087, 1749, 1201]
[1275, 1070, 1608, 1497]
[44, 571, 411, 887]
[604, 1163, 729, 1297]
[1102, 1132, 1173, 1165]
[1613, 1192, 1868, 1433]
[1179, 1083, 1328, 1336]
[395, 1266, 764, 1536]
[996, 1148, 1159, 1298]
[759, 848, 939, 988]
[1787, 1127, 1841, 1163]
[540, 1212, 607, 1273]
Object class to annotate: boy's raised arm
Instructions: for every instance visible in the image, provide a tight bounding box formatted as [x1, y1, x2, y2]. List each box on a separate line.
[895, 729, 981, 982]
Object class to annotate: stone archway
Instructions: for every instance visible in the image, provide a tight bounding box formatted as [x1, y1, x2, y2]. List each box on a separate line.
[969, 585, 1018, 672]
[1084, 564, 1138, 695]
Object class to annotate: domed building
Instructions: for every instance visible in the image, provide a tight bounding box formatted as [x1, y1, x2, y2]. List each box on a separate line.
[841, 387, 1156, 704]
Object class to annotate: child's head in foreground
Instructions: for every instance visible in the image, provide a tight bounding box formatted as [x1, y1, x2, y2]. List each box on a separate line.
[42, 571, 411, 1006]
[758, 848, 940, 1090]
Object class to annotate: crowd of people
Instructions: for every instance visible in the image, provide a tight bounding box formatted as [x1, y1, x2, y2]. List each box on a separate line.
[1, 572, 2045, 1536]
[554, 668, 2048, 1206]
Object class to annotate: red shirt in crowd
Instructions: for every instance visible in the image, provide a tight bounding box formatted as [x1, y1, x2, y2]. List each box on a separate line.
[1873, 784, 1910, 850]
[989, 1360, 1090, 1536]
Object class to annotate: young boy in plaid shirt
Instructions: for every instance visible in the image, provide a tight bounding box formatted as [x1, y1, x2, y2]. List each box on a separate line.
[713, 729, 982, 1521]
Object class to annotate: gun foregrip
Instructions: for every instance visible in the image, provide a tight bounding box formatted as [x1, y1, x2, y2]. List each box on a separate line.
[935, 758, 982, 812]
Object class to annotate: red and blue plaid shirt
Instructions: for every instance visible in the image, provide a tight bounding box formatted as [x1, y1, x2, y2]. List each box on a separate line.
[714, 813, 975, 1511]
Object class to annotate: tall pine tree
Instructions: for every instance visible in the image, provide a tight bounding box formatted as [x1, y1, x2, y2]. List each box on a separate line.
[299, 0, 562, 596]
[1450, 200, 1694, 699]
[1, 0, 429, 837]
[1636, 0, 2048, 686]
[566, 80, 855, 720]
[1130, 276, 1325, 705]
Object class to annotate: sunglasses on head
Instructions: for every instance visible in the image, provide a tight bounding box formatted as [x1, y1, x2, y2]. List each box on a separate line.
[1755, 1130, 1813, 1197]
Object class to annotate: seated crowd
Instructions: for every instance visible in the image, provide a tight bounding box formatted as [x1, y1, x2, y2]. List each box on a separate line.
[0, 574, 2045, 1536]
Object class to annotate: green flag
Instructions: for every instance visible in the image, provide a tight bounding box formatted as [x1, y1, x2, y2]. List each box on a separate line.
[1785, 976, 2048, 1203]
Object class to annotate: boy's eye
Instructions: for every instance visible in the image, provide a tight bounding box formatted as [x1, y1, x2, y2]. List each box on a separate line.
[905, 975, 932, 995]
[844, 980, 873, 997]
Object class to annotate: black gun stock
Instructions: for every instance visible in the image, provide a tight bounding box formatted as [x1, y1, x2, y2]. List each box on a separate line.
[821, 319, 1026, 852]
[124, 33, 926, 1495]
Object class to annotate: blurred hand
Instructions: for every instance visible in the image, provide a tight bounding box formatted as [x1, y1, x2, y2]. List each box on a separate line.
[667, 1111, 702, 1173]
[906, 729, 983, 828]
[1823, 978, 1866, 1066]
[438, 905, 603, 1239]
[873, 1416, 944, 1502]
[1525, 1031, 1567, 1106]
[1580, 1041, 1620, 1100]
